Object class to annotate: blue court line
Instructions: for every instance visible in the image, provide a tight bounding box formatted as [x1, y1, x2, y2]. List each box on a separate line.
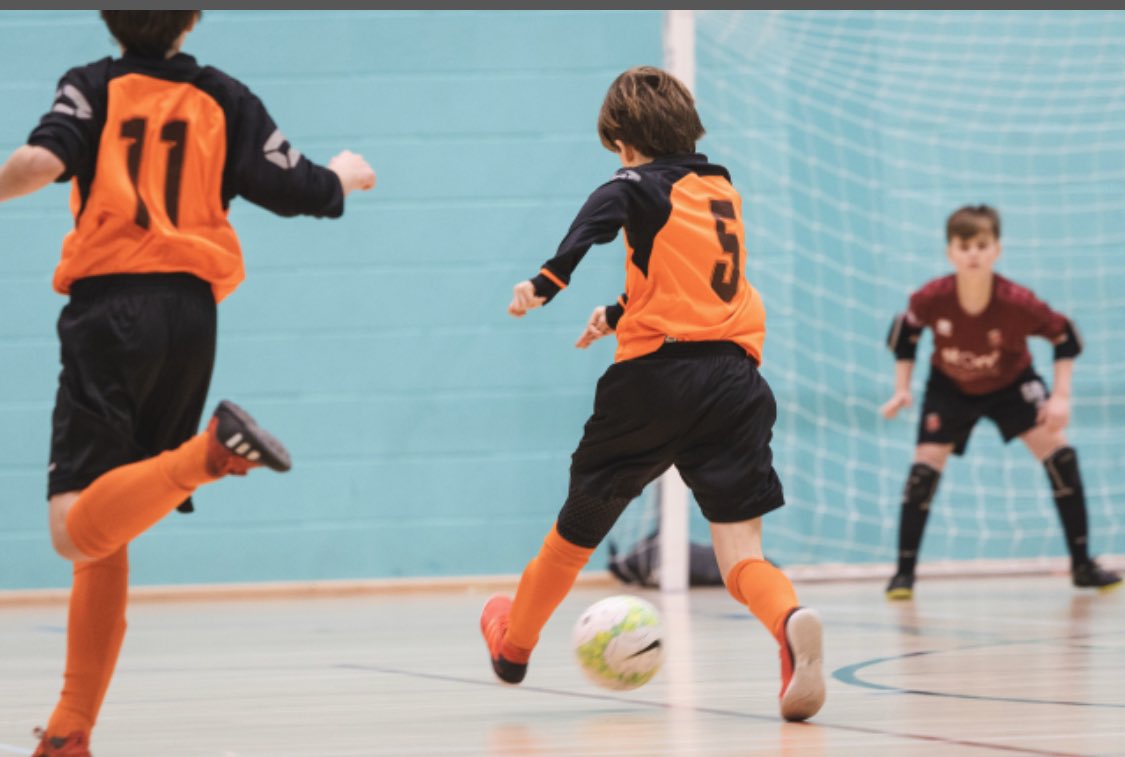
[833, 649, 1125, 709]
[337, 662, 1090, 757]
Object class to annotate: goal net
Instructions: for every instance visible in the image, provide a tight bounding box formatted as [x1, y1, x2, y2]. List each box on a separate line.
[610, 10, 1125, 584]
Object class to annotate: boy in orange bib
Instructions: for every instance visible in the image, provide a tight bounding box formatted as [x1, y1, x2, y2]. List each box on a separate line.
[481, 66, 825, 722]
[0, 11, 375, 755]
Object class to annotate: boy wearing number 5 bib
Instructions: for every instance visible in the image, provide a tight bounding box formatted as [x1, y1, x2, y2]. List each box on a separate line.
[0, 11, 374, 755]
[481, 66, 825, 722]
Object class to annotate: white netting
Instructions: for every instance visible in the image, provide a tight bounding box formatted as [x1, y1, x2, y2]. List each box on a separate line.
[610, 11, 1125, 578]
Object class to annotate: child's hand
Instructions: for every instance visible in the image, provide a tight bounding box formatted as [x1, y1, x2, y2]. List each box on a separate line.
[880, 390, 912, 419]
[575, 306, 611, 349]
[508, 280, 545, 317]
[328, 150, 376, 195]
[1037, 395, 1070, 432]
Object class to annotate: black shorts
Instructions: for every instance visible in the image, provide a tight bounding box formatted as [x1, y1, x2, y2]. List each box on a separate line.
[556, 341, 785, 548]
[917, 366, 1047, 456]
[48, 274, 217, 504]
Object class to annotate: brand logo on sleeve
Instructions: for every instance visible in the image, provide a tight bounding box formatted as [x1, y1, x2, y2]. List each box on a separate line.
[263, 129, 302, 169]
[51, 84, 93, 120]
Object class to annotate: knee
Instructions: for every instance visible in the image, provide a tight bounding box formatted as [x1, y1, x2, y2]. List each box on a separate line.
[48, 493, 89, 562]
[49, 525, 88, 562]
[556, 490, 628, 549]
[1044, 446, 1082, 496]
[903, 463, 941, 510]
[913, 444, 951, 471]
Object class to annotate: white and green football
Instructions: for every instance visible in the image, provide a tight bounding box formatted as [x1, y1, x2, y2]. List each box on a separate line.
[572, 594, 663, 691]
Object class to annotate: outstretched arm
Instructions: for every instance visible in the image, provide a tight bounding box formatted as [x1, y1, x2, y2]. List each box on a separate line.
[508, 180, 629, 319]
[0, 145, 65, 203]
[231, 88, 373, 217]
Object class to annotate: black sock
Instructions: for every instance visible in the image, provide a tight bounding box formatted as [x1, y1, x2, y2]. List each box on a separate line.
[1043, 446, 1090, 568]
[896, 463, 941, 575]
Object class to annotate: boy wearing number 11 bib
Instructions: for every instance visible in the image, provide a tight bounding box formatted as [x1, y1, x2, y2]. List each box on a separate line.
[481, 66, 826, 722]
[0, 11, 375, 755]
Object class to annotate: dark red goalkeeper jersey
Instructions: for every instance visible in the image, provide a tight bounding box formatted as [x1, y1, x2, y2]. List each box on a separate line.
[904, 274, 1071, 395]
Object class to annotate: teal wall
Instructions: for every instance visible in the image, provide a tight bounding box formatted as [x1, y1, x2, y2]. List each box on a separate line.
[694, 10, 1125, 567]
[4, 11, 1123, 590]
[0, 10, 662, 589]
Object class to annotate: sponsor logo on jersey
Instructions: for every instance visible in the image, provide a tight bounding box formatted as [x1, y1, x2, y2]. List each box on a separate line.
[940, 347, 1001, 372]
[936, 318, 953, 337]
[614, 169, 642, 183]
[988, 328, 1003, 347]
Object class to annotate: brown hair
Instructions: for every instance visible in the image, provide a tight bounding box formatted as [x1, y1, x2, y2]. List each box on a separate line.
[946, 204, 1001, 242]
[597, 66, 705, 157]
[101, 11, 200, 58]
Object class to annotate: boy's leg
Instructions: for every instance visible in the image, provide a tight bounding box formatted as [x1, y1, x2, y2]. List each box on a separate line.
[481, 524, 596, 683]
[39, 400, 290, 748]
[482, 356, 677, 684]
[891, 370, 978, 599]
[1020, 426, 1122, 590]
[888, 444, 950, 599]
[44, 546, 128, 743]
[712, 519, 825, 722]
[676, 356, 821, 720]
[57, 401, 291, 561]
[991, 370, 1119, 590]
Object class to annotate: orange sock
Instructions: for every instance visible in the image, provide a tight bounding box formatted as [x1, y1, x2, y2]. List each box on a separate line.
[47, 546, 129, 738]
[726, 558, 799, 638]
[66, 434, 214, 560]
[504, 525, 595, 656]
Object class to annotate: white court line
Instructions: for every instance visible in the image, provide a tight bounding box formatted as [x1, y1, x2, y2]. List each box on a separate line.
[0, 744, 30, 756]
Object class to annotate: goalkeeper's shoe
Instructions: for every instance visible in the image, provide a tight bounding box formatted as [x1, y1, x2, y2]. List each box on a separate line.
[1072, 559, 1122, 591]
[885, 572, 915, 601]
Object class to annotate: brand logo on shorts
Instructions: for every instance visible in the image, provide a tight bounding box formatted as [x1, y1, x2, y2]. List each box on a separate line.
[936, 319, 953, 337]
[1021, 380, 1047, 406]
[925, 413, 942, 432]
[988, 329, 1003, 347]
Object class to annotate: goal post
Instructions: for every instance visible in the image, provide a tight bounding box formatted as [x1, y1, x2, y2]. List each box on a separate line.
[658, 9, 696, 593]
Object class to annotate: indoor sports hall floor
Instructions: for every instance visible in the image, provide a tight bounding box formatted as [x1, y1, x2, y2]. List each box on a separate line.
[1, 575, 1122, 756]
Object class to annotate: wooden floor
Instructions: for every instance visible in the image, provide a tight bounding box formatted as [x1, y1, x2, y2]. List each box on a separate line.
[1, 575, 1122, 756]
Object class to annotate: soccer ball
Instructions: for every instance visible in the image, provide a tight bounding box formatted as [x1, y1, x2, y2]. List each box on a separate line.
[572, 594, 663, 691]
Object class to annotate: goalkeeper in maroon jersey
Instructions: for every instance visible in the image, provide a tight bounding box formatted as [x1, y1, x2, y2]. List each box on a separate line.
[881, 204, 1121, 599]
